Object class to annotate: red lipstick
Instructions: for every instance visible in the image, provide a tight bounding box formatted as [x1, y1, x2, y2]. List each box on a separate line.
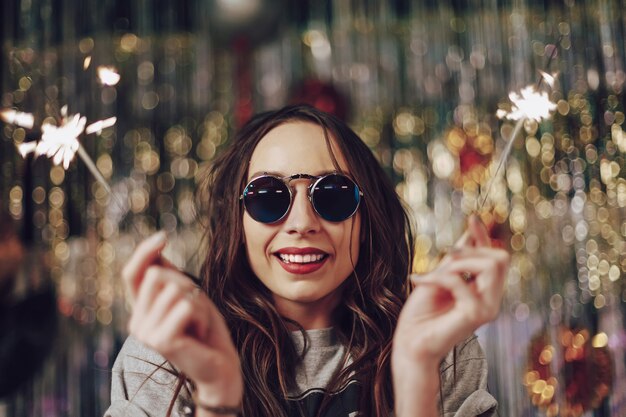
[274, 247, 329, 275]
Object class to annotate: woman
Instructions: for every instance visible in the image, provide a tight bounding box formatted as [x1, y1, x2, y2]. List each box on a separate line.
[105, 104, 509, 417]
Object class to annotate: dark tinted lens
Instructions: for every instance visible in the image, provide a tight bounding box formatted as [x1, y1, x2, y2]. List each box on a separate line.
[312, 174, 361, 222]
[243, 176, 291, 223]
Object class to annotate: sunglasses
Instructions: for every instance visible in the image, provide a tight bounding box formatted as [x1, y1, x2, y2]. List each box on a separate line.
[240, 173, 363, 224]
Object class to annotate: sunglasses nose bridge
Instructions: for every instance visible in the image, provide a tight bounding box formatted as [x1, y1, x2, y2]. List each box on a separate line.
[282, 185, 322, 232]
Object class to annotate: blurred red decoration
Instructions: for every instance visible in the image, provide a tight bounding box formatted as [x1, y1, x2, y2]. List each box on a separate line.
[524, 326, 613, 417]
[289, 79, 350, 121]
[445, 126, 493, 188]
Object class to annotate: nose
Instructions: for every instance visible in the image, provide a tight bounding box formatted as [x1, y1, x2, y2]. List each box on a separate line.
[283, 183, 321, 235]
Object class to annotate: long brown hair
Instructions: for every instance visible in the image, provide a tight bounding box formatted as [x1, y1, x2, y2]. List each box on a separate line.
[195, 104, 414, 417]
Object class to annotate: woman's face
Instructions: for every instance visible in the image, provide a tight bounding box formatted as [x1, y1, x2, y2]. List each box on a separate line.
[243, 121, 361, 320]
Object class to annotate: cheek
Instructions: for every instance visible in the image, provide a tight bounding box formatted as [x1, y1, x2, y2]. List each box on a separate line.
[242, 215, 273, 263]
[350, 219, 361, 261]
[332, 217, 361, 263]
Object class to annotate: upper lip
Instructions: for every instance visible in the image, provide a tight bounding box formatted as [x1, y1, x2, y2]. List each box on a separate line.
[274, 247, 328, 255]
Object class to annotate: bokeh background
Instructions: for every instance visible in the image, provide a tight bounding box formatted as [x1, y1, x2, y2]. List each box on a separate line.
[0, 0, 625, 416]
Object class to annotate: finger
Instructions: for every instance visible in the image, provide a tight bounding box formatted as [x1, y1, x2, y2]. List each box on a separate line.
[413, 272, 474, 296]
[443, 247, 510, 276]
[167, 297, 211, 340]
[442, 253, 508, 307]
[134, 281, 186, 335]
[121, 232, 167, 302]
[406, 272, 476, 314]
[409, 273, 422, 288]
[442, 251, 509, 287]
[453, 229, 471, 250]
[133, 266, 197, 325]
[468, 214, 490, 247]
[422, 272, 501, 327]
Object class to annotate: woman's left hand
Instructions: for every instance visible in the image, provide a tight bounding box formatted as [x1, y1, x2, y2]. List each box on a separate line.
[391, 214, 510, 417]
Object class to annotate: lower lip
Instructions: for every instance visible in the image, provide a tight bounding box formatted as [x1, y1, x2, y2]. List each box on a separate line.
[276, 256, 328, 274]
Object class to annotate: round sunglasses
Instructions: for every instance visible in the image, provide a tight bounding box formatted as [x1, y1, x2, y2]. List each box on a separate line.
[240, 173, 363, 224]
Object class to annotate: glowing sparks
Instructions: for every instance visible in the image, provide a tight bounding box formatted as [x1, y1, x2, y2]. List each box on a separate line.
[497, 86, 557, 122]
[480, 77, 559, 211]
[19, 113, 86, 169]
[538, 70, 558, 89]
[97, 66, 120, 85]
[0, 108, 35, 129]
[83, 56, 92, 70]
[16, 141, 37, 157]
[86, 117, 117, 135]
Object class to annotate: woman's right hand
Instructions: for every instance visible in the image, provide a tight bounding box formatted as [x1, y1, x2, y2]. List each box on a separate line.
[122, 232, 243, 412]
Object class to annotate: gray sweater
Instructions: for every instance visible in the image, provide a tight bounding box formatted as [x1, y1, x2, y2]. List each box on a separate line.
[104, 329, 496, 417]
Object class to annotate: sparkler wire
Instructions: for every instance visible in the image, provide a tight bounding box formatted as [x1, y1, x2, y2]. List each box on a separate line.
[477, 117, 525, 211]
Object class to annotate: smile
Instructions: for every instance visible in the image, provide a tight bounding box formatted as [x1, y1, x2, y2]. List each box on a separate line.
[277, 253, 327, 264]
[274, 248, 329, 274]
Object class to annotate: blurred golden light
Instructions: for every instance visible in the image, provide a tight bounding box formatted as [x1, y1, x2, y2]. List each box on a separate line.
[592, 332, 609, 348]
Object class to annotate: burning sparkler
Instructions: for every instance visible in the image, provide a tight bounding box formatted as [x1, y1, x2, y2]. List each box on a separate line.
[4, 105, 116, 196]
[496, 86, 557, 123]
[478, 73, 558, 210]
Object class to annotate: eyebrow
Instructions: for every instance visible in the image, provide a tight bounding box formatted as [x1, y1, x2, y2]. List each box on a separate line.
[247, 169, 344, 180]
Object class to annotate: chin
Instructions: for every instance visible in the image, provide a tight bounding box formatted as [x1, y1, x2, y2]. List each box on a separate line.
[280, 290, 329, 304]
[274, 283, 338, 305]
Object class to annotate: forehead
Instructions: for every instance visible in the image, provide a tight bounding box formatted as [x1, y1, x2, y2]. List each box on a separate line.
[247, 121, 350, 179]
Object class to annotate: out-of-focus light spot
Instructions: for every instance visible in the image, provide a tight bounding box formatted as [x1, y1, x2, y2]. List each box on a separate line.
[430, 142, 456, 179]
[587, 69, 600, 90]
[96, 154, 113, 179]
[592, 332, 609, 348]
[50, 166, 65, 185]
[593, 294, 606, 309]
[141, 91, 159, 110]
[514, 303, 530, 321]
[120, 33, 139, 52]
[394, 111, 416, 137]
[18, 77, 32, 91]
[539, 345, 554, 365]
[303, 30, 332, 60]
[32, 186, 46, 204]
[608, 265, 621, 281]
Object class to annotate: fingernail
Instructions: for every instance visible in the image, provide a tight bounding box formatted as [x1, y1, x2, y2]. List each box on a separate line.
[150, 231, 167, 245]
[409, 273, 422, 282]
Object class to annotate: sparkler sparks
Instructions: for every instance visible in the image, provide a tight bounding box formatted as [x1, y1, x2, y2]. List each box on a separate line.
[5, 106, 117, 186]
[33, 113, 85, 169]
[0, 108, 35, 129]
[86, 117, 117, 135]
[97, 66, 120, 85]
[479, 81, 558, 210]
[496, 86, 557, 122]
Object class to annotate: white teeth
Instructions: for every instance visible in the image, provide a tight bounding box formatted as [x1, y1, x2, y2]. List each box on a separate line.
[278, 253, 325, 264]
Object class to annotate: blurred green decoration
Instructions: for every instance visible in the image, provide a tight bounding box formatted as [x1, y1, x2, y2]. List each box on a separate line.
[0, 0, 625, 416]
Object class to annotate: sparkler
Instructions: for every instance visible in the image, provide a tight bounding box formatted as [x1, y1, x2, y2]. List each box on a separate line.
[2, 63, 148, 239]
[6, 105, 116, 195]
[477, 73, 558, 211]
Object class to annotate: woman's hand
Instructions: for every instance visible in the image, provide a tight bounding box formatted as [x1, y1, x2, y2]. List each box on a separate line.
[122, 232, 243, 412]
[391, 215, 509, 417]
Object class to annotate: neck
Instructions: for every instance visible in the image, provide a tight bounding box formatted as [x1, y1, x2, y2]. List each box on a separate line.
[273, 293, 340, 330]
